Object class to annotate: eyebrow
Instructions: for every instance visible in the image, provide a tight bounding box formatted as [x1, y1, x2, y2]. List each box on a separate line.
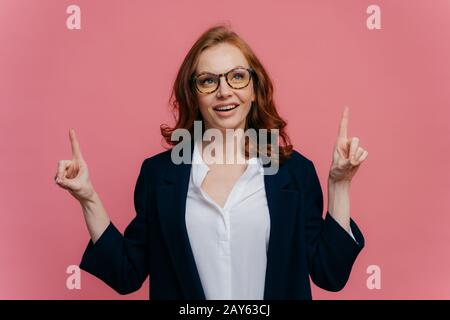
[196, 65, 249, 75]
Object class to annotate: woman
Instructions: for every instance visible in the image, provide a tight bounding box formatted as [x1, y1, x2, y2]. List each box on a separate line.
[54, 25, 368, 300]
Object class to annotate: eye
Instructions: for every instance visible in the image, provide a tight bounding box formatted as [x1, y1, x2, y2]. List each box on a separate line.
[229, 70, 247, 81]
[202, 77, 214, 84]
[198, 75, 216, 85]
[233, 73, 243, 80]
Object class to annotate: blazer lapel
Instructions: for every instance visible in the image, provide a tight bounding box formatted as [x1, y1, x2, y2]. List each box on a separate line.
[263, 163, 300, 299]
[156, 139, 299, 300]
[156, 140, 206, 300]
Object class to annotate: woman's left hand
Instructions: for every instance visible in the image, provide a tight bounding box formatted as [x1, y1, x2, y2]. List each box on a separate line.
[328, 107, 369, 183]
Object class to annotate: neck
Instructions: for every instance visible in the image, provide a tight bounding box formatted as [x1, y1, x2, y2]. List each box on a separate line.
[200, 127, 250, 165]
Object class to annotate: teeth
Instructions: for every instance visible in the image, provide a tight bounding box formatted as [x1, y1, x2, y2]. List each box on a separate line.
[215, 104, 237, 111]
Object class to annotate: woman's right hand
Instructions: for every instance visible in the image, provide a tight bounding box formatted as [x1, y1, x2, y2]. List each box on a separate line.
[55, 128, 97, 204]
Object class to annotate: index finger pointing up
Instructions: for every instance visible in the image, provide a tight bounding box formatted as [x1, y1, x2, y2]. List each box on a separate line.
[69, 128, 83, 160]
[338, 106, 349, 139]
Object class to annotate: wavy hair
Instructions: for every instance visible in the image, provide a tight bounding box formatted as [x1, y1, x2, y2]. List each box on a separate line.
[161, 24, 293, 164]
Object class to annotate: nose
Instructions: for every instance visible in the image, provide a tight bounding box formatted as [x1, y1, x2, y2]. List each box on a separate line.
[216, 75, 232, 98]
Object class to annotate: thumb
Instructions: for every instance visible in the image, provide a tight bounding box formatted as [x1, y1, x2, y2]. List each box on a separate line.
[57, 176, 77, 190]
[339, 157, 352, 169]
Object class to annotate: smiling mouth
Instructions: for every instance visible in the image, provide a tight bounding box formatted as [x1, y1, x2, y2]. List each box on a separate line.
[213, 104, 239, 112]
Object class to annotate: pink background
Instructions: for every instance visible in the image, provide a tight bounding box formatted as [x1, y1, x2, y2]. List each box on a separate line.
[1, 0, 449, 299]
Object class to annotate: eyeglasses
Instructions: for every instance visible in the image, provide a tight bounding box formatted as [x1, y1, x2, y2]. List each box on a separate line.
[191, 67, 255, 94]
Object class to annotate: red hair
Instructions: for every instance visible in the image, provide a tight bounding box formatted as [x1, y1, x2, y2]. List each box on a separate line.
[161, 24, 293, 164]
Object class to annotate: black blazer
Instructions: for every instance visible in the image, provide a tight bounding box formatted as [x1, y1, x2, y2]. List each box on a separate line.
[79, 140, 365, 299]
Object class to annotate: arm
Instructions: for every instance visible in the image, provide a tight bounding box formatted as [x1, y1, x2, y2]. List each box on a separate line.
[305, 160, 364, 292]
[327, 178, 355, 236]
[79, 160, 151, 295]
[80, 192, 110, 244]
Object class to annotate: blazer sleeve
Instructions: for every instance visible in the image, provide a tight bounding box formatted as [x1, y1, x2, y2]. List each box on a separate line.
[79, 160, 150, 295]
[304, 160, 365, 292]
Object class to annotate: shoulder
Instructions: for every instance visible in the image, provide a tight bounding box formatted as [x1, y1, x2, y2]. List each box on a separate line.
[137, 148, 173, 180]
[283, 149, 315, 171]
[142, 148, 173, 168]
[281, 149, 320, 188]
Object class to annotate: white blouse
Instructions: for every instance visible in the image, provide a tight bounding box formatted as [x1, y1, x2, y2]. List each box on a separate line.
[185, 140, 270, 300]
[185, 140, 357, 300]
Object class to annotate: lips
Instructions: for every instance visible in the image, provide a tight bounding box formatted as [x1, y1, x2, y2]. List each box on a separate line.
[213, 104, 239, 112]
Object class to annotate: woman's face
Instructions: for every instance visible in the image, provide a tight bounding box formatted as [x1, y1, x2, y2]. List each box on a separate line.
[194, 43, 255, 132]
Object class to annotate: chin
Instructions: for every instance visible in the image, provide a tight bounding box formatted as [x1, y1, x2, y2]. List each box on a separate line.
[206, 111, 248, 131]
[211, 118, 246, 131]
